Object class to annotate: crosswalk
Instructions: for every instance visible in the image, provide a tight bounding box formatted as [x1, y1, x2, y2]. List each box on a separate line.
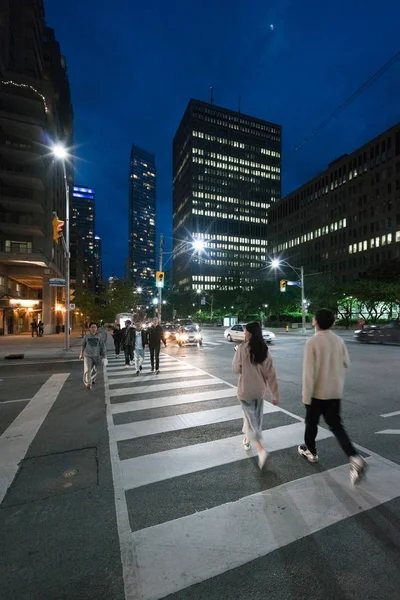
[104, 352, 400, 600]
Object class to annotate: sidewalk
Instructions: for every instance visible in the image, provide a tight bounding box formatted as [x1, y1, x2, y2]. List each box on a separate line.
[0, 331, 83, 362]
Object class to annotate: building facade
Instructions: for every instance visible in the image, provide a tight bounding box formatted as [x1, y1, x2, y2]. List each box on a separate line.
[94, 235, 102, 291]
[0, 0, 73, 334]
[128, 144, 156, 290]
[71, 185, 96, 292]
[268, 123, 400, 283]
[172, 99, 281, 293]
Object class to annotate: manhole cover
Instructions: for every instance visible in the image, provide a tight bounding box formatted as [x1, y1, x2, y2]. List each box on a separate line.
[62, 468, 78, 478]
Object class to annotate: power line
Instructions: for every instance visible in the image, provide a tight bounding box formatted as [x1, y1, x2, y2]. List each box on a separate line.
[291, 49, 400, 153]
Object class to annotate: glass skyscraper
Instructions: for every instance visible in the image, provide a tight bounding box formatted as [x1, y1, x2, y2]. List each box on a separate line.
[128, 145, 156, 289]
[71, 186, 96, 291]
[172, 99, 281, 293]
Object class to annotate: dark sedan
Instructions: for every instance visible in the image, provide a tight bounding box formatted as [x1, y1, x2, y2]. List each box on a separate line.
[354, 322, 400, 344]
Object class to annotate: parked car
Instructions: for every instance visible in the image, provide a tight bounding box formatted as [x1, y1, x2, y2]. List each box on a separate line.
[176, 325, 203, 346]
[224, 323, 276, 343]
[354, 322, 400, 344]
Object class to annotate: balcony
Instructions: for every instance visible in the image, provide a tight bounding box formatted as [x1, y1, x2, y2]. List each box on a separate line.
[0, 160, 46, 191]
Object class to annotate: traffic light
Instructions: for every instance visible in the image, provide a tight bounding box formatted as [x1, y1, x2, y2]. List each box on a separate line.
[52, 215, 64, 243]
[156, 271, 164, 288]
[280, 279, 287, 293]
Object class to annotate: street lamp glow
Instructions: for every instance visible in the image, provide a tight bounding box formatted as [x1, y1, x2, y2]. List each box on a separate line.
[196, 288, 202, 294]
[192, 239, 205, 252]
[152, 298, 159, 305]
[52, 144, 68, 159]
[162, 300, 167, 305]
[136, 287, 142, 293]
[270, 258, 281, 269]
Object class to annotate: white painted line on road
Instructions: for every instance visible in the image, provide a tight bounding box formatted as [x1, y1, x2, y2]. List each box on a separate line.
[109, 369, 203, 386]
[109, 377, 222, 398]
[114, 400, 280, 441]
[121, 422, 332, 490]
[0, 398, 31, 405]
[380, 410, 400, 418]
[132, 455, 400, 600]
[104, 361, 141, 600]
[107, 366, 197, 378]
[0, 373, 69, 505]
[375, 429, 400, 435]
[110, 388, 238, 415]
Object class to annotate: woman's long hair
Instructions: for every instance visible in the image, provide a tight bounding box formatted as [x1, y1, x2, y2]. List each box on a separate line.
[246, 321, 268, 364]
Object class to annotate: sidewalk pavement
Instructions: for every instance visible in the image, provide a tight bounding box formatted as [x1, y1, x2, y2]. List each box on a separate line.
[0, 331, 83, 362]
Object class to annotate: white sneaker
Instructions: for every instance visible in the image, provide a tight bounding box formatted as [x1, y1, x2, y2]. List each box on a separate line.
[243, 438, 251, 451]
[298, 444, 319, 463]
[258, 449, 268, 470]
[350, 455, 367, 484]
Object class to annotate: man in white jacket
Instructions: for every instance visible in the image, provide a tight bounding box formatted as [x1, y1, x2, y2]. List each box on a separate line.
[299, 308, 366, 484]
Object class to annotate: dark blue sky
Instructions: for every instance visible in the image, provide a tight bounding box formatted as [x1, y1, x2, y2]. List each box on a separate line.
[46, 0, 400, 278]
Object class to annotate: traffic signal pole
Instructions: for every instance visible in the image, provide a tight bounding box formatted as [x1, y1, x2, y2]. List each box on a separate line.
[61, 160, 70, 350]
[158, 234, 163, 321]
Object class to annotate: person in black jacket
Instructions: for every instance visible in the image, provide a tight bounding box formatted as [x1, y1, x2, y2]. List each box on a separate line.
[121, 320, 134, 368]
[147, 317, 166, 374]
[112, 324, 123, 357]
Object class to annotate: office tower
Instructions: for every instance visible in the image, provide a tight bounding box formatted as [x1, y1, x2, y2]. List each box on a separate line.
[94, 236, 102, 290]
[128, 145, 156, 290]
[172, 99, 281, 293]
[0, 0, 73, 335]
[71, 186, 96, 292]
[268, 123, 400, 283]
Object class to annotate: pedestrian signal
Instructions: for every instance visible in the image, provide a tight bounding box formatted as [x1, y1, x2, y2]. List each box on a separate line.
[280, 279, 287, 293]
[52, 215, 64, 243]
[156, 271, 164, 288]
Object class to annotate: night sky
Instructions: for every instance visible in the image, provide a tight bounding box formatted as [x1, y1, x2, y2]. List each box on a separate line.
[46, 0, 400, 278]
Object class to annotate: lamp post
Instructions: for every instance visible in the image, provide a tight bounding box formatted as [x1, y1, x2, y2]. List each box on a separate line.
[52, 144, 70, 349]
[270, 259, 306, 334]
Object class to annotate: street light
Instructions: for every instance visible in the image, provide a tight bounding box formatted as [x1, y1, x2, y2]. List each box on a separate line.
[152, 298, 159, 305]
[52, 143, 70, 350]
[192, 239, 205, 252]
[136, 287, 142, 294]
[270, 258, 306, 334]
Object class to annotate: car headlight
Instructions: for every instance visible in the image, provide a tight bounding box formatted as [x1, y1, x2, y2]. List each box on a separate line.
[182, 334, 188, 341]
[195, 333, 201, 340]
[165, 331, 170, 337]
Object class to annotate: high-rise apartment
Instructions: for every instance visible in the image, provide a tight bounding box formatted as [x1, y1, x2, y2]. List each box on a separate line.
[268, 123, 400, 283]
[172, 99, 281, 293]
[0, 0, 73, 335]
[128, 145, 156, 289]
[94, 236, 102, 290]
[71, 186, 96, 292]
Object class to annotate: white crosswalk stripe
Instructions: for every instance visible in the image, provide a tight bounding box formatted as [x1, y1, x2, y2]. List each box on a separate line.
[104, 352, 400, 600]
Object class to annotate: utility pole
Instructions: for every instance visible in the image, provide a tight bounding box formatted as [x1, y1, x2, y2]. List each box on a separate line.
[301, 265, 306, 334]
[158, 234, 163, 321]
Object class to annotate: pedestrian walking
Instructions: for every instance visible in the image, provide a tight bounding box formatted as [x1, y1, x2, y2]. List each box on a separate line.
[30, 319, 38, 337]
[299, 308, 366, 484]
[232, 321, 279, 470]
[147, 317, 166, 374]
[98, 322, 108, 344]
[112, 324, 122, 357]
[38, 320, 44, 337]
[121, 319, 134, 369]
[133, 322, 147, 375]
[79, 322, 107, 389]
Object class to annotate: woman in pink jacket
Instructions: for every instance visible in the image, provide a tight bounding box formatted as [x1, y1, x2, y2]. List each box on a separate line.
[232, 321, 279, 470]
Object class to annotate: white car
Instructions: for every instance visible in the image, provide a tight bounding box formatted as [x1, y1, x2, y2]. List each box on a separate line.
[224, 323, 276, 343]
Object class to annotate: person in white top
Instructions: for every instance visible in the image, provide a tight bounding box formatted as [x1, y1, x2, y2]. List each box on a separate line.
[299, 308, 366, 484]
[233, 321, 279, 470]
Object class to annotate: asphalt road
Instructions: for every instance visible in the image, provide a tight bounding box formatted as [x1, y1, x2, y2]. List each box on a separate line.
[1, 329, 400, 600]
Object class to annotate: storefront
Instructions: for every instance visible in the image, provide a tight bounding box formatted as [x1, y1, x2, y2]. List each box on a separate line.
[0, 297, 42, 335]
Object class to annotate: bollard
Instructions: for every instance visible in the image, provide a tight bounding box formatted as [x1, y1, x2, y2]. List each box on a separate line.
[285, 325, 289, 332]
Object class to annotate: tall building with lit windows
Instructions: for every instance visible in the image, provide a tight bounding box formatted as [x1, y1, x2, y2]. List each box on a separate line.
[71, 186, 96, 292]
[128, 145, 156, 289]
[268, 122, 400, 283]
[172, 99, 281, 293]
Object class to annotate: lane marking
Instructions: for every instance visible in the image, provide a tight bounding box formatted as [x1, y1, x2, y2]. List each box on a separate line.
[110, 388, 238, 415]
[120, 422, 332, 490]
[108, 369, 200, 386]
[132, 455, 400, 600]
[375, 429, 400, 435]
[109, 377, 223, 398]
[0, 373, 69, 505]
[0, 398, 31, 405]
[114, 400, 280, 441]
[380, 410, 400, 418]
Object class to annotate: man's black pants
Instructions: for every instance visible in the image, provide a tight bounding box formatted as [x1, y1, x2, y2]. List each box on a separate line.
[305, 398, 356, 457]
[150, 346, 160, 371]
[124, 345, 133, 366]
